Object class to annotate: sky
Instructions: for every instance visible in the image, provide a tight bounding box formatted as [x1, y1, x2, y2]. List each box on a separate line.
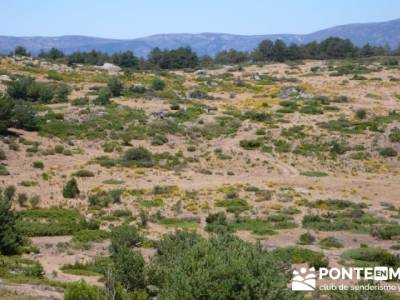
[1, 0, 400, 39]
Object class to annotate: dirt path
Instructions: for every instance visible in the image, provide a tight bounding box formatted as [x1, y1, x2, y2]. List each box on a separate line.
[0, 281, 63, 300]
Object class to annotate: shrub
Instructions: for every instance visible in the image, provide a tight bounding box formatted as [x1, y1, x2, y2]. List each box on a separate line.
[16, 208, 87, 236]
[151, 134, 168, 146]
[341, 247, 400, 268]
[64, 280, 99, 300]
[355, 108, 367, 119]
[7, 77, 33, 99]
[298, 232, 315, 245]
[54, 83, 71, 102]
[88, 190, 122, 207]
[93, 88, 111, 105]
[73, 170, 95, 177]
[29, 195, 40, 208]
[0, 149, 6, 160]
[216, 198, 250, 213]
[148, 233, 297, 299]
[371, 225, 400, 240]
[112, 246, 145, 292]
[189, 90, 209, 99]
[319, 237, 343, 249]
[389, 128, 400, 143]
[300, 171, 328, 177]
[61, 256, 111, 277]
[12, 101, 38, 131]
[27, 82, 54, 103]
[205, 212, 230, 233]
[107, 77, 123, 96]
[379, 147, 397, 157]
[130, 84, 146, 93]
[0, 165, 10, 176]
[63, 178, 80, 198]
[17, 193, 28, 207]
[54, 145, 64, 153]
[151, 78, 166, 91]
[239, 139, 262, 150]
[122, 147, 154, 167]
[32, 161, 44, 169]
[110, 224, 143, 254]
[72, 229, 109, 244]
[272, 246, 328, 269]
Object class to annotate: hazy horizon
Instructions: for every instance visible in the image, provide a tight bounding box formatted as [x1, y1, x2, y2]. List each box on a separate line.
[1, 0, 400, 39]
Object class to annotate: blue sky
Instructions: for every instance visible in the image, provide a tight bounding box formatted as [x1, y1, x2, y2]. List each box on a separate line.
[1, 0, 400, 38]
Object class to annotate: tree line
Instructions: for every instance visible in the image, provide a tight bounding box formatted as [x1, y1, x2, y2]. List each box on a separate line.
[11, 37, 400, 69]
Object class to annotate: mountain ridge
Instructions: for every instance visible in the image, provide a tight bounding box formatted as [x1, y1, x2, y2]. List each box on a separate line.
[1, 18, 399, 57]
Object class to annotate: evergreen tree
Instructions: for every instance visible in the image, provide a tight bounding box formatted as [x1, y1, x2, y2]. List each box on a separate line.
[63, 178, 80, 198]
[14, 46, 30, 57]
[0, 187, 23, 255]
[252, 39, 274, 61]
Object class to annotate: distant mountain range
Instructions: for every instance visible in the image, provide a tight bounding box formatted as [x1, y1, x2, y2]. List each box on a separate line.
[1, 18, 400, 57]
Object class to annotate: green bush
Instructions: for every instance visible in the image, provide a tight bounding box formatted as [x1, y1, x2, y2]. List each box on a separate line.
[0, 256, 44, 280]
[110, 224, 143, 254]
[63, 178, 80, 198]
[216, 198, 250, 213]
[151, 78, 166, 91]
[379, 147, 398, 157]
[72, 97, 89, 106]
[0, 165, 10, 176]
[298, 232, 315, 245]
[148, 232, 298, 299]
[0, 149, 6, 160]
[32, 161, 44, 169]
[12, 101, 38, 131]
[88, 189, 122, 207]
[61, 256, 111, 277]
[107, 77, 123, 96]
[151, 134, 168, 146]
[389, 127, 400, 143]
[319, 237, 343, 249]
[17, 193, 28, 207]
[239, 139, 262, 150]
[371, 224, 400, 240]
[341, 247, 400, 268]
[7, 77, 33, 99]
[112, 246, 145, 292]
[72, 229, 109, 244]
[355, 108, 367, 119]
[300, 171, 328, 177]
[64, 280, 99, 300]
[205, 212, 230, 233]
[54, 83, 71, 102]
[93, 88, 111, 105]
[122, 147, 154, 167]
[16, 208, 88, 236]
[73, 170, 95, 177]
[272, 246, 328, 269]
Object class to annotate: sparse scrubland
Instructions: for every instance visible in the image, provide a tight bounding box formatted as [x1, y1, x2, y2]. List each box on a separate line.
[1, 41, 400, 299]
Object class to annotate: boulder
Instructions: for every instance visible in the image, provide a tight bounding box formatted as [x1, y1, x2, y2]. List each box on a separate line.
[0, 75, 11, 82]
[101, 63, 122, 75]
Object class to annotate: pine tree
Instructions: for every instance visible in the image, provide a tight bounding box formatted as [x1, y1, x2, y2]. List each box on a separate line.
[63, 178, 80, 198]
[0, 187, 22, 255]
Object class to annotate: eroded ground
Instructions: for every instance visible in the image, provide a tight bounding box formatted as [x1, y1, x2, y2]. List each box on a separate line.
[1, 56, 400, 298]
